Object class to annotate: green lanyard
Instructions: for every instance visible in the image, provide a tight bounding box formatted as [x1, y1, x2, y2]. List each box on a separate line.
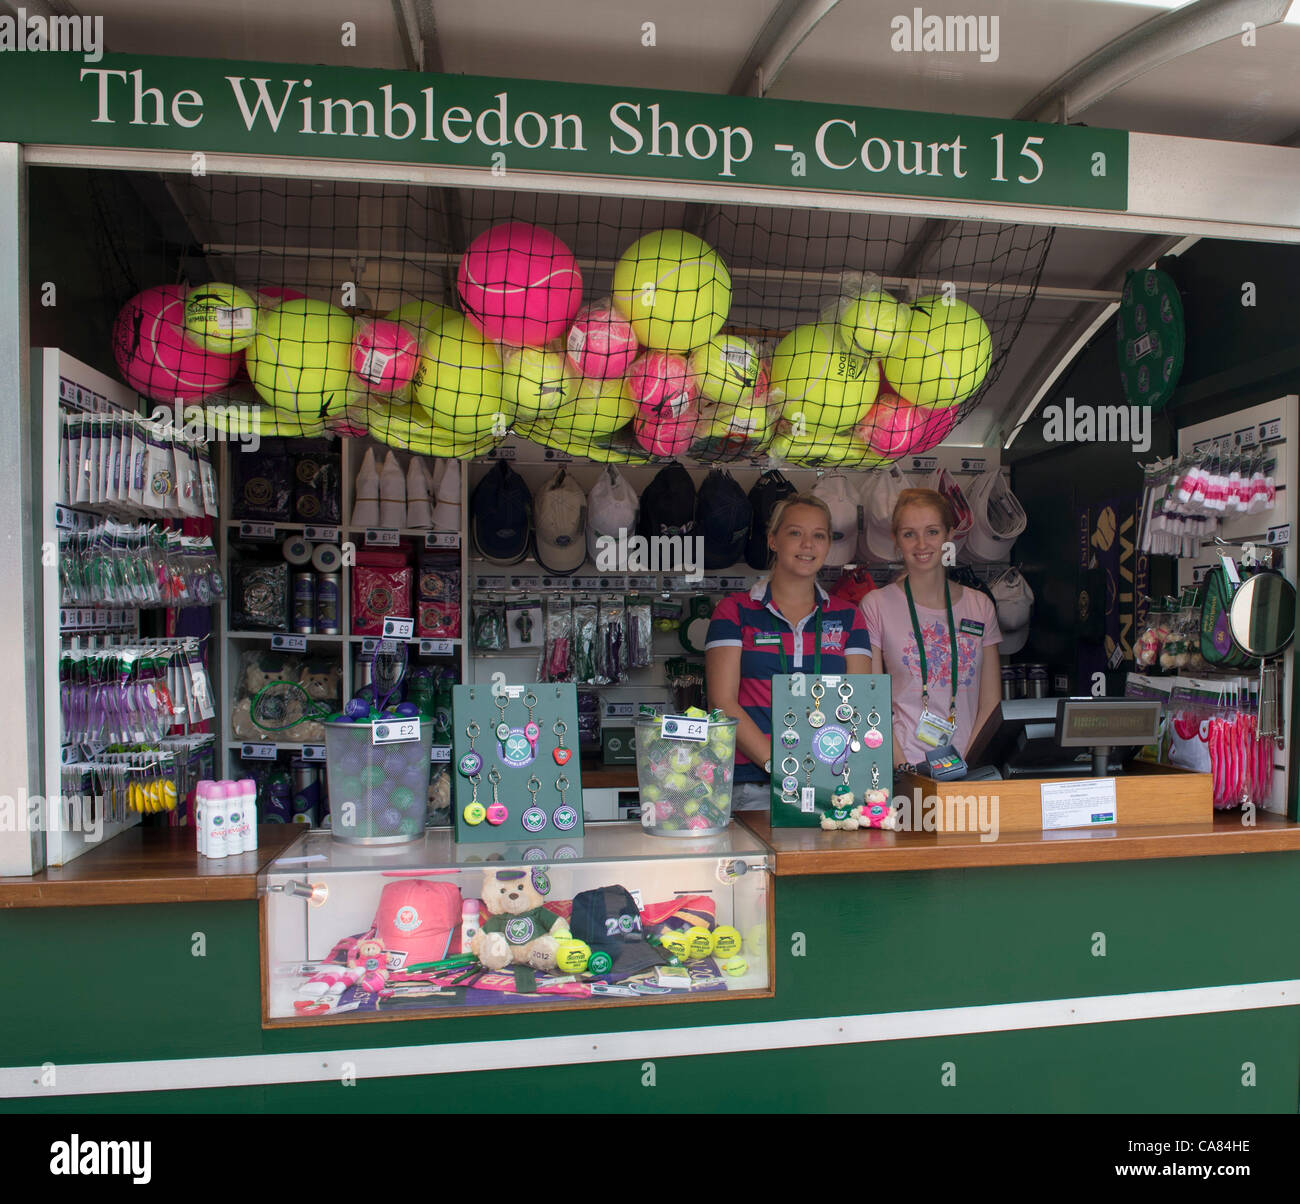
[904, 577, 958, 721]
[776, 608, 822, 678]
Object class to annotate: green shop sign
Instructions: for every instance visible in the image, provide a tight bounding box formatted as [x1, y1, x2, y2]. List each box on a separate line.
[0, 52, 1128, 210]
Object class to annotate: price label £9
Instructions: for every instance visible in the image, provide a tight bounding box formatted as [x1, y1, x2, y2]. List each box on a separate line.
[661, 715, 708, 742]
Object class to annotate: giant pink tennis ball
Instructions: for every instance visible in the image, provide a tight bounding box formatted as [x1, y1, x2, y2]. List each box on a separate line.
[913, 404, 961, 451]
[111, 284, 241, 402]
[857, 390, 961, 456]
[566, 300, 639, 378]
[627, 351, 697, 417]
[634, 402, 699, 456]
[351, 318, 418, 393]
[457, 221, 583, 346]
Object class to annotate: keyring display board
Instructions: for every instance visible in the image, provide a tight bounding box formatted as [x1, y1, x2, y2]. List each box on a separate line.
[452, 683, 583, 844]
[769, 674, 892, 828]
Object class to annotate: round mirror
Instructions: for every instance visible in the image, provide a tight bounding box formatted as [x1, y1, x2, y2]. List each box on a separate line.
[1228, 571, 1297, 659]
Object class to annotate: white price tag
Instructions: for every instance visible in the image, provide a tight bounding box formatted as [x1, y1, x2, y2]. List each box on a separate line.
[1267, 524, 1291, 547]
[719, 576, 749, 591]
[660, 714, 708, 742]
[1191, 564, 1211, 584]
[425, 531, 460, 549]
[301, 744, 327, 763]
[960, 457, 987, 473]
[603, 701, 636, 720]
[627, 576, 658, 590]
[487, 445, 517, 461]
[420, 638, 453, 656]
[241, 743, 278, 760]
[54, 505, 75, 530]
[545, 449, 574, 463]
[240, 522, 276, 541]
[271, 634, 308, 652]
[800, 786, 816, 814]
[572, 576, 602, 590]
[372, 718, 420, 745]
[1259, 418, 1283, 443]
[431, 745, 451, 763]
[365, 528, 400, 547]
[910, 456, 938, 473]
[1235, 427, 1257, 448]
[360, 637, 381, 654]
[304, 526, 339, 543]
[661, 575, 691, 591]
[699, 577, 722, 591]
[511, 576, 543, 589]
[383, 616, 415, 639]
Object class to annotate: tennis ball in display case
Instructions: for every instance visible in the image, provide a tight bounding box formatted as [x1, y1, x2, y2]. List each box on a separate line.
[722, 956, 748, 977]
[711, 926, 743, 959]
[553, 938, 591, 974]
[684, 926, 716, 960]
[659, 931, 691, 961]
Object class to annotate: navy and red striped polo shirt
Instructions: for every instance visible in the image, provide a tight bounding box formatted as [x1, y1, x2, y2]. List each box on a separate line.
[705, 581, 872, 782]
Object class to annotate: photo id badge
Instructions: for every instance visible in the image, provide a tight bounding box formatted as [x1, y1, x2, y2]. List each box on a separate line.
[915, 708, 956, 749]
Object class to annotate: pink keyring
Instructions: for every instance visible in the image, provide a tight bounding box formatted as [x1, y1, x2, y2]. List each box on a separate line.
[486, 802, 508, 825]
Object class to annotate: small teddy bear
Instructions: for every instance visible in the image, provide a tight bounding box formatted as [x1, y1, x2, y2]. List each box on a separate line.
[348, 936, 389, 993]
[243, 651, 293, 697]
[299, 658, 342, 703]
[470, 867, 570, 972]
[860, 789, 902, 831]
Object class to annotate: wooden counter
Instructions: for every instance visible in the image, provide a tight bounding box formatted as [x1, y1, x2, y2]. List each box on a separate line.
[738, 810, 1300, 876]
[0, 825, 302, 908]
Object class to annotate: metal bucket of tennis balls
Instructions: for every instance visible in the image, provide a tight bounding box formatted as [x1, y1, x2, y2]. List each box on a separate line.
[324, 718, 432, 844]
[635, 715, 737, 837]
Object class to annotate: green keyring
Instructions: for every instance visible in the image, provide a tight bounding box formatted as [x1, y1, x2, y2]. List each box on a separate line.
[587, 950, 613, 976]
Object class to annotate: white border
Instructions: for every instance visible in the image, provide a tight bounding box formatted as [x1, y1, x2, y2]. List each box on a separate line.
[4, 979, 1296, 1098]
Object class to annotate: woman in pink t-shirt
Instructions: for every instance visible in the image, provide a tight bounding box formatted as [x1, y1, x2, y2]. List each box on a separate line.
[861, 488, 1003, 769]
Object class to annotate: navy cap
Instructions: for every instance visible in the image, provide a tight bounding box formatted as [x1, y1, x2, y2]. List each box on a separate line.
[744, 469, 796, 570]
[637, 463, 696, 541]
[696, 469, 752, 569]
[471, 460, 532, 566]
[570, 885, 666, 977]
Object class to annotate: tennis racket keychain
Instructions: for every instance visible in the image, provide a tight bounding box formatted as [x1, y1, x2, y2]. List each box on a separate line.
[523, 690, 540, 756]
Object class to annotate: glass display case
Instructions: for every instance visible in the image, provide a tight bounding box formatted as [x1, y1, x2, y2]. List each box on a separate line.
[260, 822, 774, 1026]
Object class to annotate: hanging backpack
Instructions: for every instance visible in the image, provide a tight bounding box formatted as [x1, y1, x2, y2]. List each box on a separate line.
[744, 469, 796, 570]
[1199, 566, 1249, 668]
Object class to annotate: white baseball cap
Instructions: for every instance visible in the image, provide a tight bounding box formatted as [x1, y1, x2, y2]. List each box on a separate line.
[862, 465, 905, 563]
[534, 469, 587, 575]
[991, 568, 1034, 655]
[811, 474, 861, 567]
[586, 465, 639, 562]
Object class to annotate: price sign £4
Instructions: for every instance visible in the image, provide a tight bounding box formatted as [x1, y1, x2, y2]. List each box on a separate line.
[661, 714, 708, 742]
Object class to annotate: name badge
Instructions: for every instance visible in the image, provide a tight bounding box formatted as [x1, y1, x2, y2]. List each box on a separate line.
[916, 708, 957, 749]
[755, 635, 782, 646]
[959, 619, 985, 637]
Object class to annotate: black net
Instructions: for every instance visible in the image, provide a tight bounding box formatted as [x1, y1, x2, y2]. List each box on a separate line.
[85, 170, 1053, 468]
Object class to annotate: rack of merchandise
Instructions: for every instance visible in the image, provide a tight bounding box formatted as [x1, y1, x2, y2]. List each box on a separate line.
[214, 434, 470, 824]
[37, 349, 219, 868]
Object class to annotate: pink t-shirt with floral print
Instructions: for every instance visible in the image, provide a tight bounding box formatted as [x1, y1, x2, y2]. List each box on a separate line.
[861, 580, 1002, 765]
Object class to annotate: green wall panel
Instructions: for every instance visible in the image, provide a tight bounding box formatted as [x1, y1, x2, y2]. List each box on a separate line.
[3, 853, 1299, 1107]
[6, 1009, 1296, 1114]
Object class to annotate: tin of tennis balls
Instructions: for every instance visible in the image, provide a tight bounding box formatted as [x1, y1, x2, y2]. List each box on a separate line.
[711, 925, 742, 959]
[684, 926, 716, 960]
[723, 956, 748, 977]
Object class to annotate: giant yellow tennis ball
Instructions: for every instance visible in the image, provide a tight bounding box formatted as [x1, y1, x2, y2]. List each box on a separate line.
[548, 375, 637, 440]
[611, 229, 732, 353]
[699, 397, 773, 443]
[882, 295, 991, 408]
[184, 283, 259, 352]
[772, 323, 879, 432]
[203, 402, 325, 439]
[501, 345, 576, 420]
[411, 313, 511, 437]
[367, 398, 499, 458]
[766, 427, 889, 469]
[245, 299, 355, 418]
[689, 334, 762, 405]
[385, 300, 458, 336]
[839, 290, 912, 358]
